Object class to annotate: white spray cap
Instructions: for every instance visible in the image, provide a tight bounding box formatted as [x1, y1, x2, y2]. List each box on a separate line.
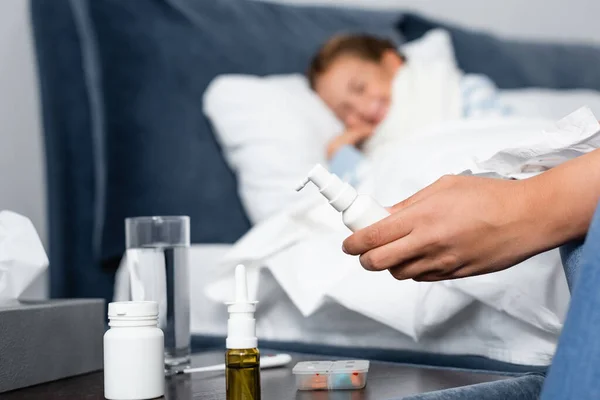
[225, 264, 258, 349]
[295, 164, 358, 212]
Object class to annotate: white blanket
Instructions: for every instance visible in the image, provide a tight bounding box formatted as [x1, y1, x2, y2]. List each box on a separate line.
[205, 112, 600, 365]
[204, 56, 600, 365]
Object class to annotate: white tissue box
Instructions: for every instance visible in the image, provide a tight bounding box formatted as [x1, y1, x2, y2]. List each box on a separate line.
[0, 299, 104, 393]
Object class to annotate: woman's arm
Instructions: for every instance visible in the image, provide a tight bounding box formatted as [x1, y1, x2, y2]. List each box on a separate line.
[527, 147, 600, 250]
[341, 148, 600, 281]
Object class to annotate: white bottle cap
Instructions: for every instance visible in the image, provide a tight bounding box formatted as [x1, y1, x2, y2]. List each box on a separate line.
[225, 264, 258, 349]
[108, 301, 158, 318]
[295, 164, 358, 212]
[107, 301, 159, 328]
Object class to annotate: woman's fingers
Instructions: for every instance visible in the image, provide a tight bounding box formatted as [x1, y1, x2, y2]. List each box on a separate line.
[344, 176, 463, 257]
[387, 254, 463, 281]
[343, 211, 413, 256]
[358, 234, 426, 271]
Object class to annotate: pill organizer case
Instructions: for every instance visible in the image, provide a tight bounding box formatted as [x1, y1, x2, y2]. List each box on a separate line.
[292, 360, 370, 391]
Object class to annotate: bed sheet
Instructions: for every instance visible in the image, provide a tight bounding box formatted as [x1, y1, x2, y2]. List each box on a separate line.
[119, 244, 426, 352]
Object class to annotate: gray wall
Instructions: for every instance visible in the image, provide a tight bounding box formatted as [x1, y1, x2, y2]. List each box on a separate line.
[0, 0, 45, 243]
[0, 0, 46, 299]
[1, 0, 599, 299]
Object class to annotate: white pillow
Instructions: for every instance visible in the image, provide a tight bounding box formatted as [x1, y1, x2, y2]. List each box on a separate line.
[203, 75, 342, 223]
[203, 30, 456, 224]
[402, 28, 457, 67]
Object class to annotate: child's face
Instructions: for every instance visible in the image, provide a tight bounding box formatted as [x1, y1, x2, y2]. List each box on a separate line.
[314, 51, 402, 131]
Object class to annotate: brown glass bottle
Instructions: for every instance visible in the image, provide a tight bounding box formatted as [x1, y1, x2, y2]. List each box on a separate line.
[225, 347, 261, 400]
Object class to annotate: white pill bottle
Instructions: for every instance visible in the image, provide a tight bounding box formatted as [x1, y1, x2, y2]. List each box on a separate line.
[296, 164, 390, 231]
[104, 301, 165, 400]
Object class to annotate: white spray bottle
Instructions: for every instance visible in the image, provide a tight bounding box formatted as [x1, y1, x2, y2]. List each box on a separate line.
[295, 164, 390, 231]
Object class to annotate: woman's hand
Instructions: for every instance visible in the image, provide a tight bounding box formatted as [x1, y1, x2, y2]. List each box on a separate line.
[342, 175, 545, 281]
[343, 147, 600, 282]
[327, 126, 373, 159]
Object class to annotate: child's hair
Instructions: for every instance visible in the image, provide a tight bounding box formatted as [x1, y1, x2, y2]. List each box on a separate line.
[307, 34, 405, 89]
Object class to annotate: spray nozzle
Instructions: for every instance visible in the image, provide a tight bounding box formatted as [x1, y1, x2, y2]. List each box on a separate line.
[227, 264, 256, 308]
[226, 264, 258, 349]
[295, 164, 358, 212]
[295, 164, 331, 192]
[295, 178, 310, 192]
[234, 264, 249, 303]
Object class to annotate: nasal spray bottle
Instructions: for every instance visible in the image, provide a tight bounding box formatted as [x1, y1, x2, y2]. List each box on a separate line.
[296, 164, 390, 231]
[225, 264, 261, 400]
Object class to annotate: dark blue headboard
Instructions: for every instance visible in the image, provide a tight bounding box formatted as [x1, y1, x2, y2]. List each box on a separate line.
[29, 0, 403, 304]
[398, 13, 600, 91]
[31, 0, 111, 300]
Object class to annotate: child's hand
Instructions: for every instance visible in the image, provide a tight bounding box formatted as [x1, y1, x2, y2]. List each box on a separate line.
[327, 126, 373, 159]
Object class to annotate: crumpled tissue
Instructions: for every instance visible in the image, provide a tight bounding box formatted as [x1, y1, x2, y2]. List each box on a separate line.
[465, 106, 600, 179]
[0, 210, 48, 302]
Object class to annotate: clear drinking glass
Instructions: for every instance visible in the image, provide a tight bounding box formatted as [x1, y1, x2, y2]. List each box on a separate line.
[125, 216, 191, 373]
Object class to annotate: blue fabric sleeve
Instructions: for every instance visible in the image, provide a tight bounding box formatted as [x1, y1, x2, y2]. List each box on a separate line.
[328, 144, 364, 186]
[559, 239, 584, 291]
[396, 374, 544, 400]
[540, 201, 600, 399]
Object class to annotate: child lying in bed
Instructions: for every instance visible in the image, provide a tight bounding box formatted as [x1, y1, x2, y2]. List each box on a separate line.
[307, 34, 511, 168]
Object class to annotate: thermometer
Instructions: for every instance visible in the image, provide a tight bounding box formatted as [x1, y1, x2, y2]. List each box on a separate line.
[177, 353, 292, 375]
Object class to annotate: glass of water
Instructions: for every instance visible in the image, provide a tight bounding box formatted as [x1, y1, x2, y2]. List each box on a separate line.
[125, 216, 191, 373]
